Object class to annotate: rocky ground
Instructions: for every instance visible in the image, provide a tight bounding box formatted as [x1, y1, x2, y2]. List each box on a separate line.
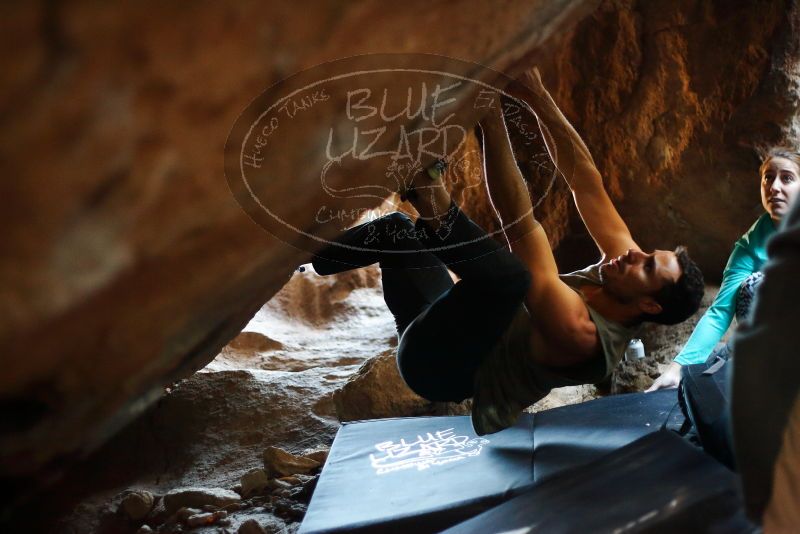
[55, 264, 429, 533]
[55, 261, 723, 533]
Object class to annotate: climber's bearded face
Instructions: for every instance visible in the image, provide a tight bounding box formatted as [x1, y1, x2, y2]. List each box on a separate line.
[599, 248, 681, 310]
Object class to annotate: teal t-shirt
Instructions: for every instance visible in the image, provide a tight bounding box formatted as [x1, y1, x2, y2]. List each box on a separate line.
[674, 213, 776, 365]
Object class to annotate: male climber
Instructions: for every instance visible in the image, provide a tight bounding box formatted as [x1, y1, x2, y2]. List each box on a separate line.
[311, 68, 705, 435]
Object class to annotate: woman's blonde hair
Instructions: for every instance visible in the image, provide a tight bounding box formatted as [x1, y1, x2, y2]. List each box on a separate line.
[759, 147, 800, 176]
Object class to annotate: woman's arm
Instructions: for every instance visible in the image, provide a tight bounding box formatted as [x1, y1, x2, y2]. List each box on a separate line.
[647, 234, 760, 391]
[672, 275, 744, 365]
[675, 215, 774, 366]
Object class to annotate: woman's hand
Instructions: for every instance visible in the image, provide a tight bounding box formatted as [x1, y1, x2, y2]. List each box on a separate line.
[646, 361, 682, 392]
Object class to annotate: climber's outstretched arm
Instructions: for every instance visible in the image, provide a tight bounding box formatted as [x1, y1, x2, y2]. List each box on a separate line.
[479, 98, 598, 361]
[508, 69, 638, 260]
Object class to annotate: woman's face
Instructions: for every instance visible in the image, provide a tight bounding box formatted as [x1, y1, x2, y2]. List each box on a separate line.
[761, 156, 800, 223]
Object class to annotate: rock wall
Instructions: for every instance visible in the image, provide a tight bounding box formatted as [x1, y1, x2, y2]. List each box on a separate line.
[0, 0, 597, 488]
[531, 0, 800, 275]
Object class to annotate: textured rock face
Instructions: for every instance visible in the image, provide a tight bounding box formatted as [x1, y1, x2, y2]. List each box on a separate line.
[333, 348, 472, 422]
[0, 0, 597, 485]
[531, 0, 800, 275]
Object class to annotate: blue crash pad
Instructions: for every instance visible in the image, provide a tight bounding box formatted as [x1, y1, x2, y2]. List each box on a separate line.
[301, 390, 682, 533]
[443, 430, 753, 533]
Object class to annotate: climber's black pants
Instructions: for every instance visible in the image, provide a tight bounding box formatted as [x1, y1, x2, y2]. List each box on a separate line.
[311, 204, 530, 403]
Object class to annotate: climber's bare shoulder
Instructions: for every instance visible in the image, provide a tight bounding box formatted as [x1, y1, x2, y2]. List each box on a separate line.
[521, 276, 601, 367]
[506, 220, 601, 367]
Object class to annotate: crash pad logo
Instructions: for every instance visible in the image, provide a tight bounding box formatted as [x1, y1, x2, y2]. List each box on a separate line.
[369, 428, 490, 475]
[224, 53, 561, 265]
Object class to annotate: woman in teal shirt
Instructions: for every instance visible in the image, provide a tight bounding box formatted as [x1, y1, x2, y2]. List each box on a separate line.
[648, 149, 800, 391]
